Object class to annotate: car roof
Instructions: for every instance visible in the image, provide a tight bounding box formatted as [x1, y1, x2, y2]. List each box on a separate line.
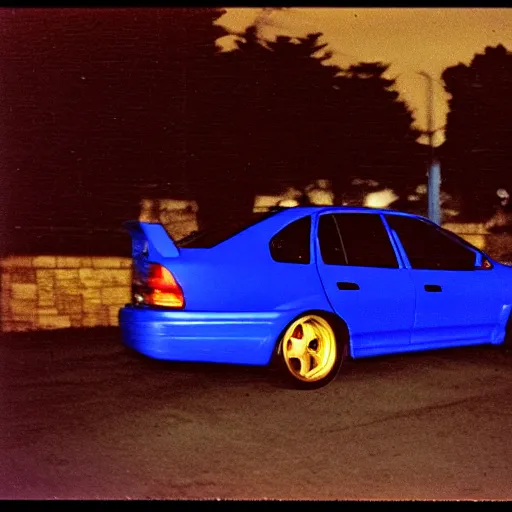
[269, 205, 427, 220]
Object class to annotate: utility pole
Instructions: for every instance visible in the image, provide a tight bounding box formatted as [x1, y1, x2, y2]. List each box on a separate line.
[418, 71, 441, 225]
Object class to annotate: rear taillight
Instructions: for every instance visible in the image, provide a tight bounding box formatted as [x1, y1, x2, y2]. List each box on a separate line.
[145, 263, 185, 309]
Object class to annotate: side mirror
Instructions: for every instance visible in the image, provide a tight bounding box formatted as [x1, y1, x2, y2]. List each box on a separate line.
[481, 258, 493, 269]
[475, 254, 493, 270]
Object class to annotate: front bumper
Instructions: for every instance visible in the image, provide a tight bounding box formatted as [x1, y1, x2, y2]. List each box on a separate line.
[119, 305, 290, 366]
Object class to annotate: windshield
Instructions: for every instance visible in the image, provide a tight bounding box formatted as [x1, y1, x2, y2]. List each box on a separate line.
[175, 208, 284, 249]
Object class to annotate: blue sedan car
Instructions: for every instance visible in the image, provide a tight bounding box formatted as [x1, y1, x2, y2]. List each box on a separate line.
[119, 206, 512, 389]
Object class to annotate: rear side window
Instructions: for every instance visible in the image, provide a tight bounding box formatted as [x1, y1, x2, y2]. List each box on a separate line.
[270, 216, 311, 264]
[318, 213, 398, 268]
[176, 209, 282, 249]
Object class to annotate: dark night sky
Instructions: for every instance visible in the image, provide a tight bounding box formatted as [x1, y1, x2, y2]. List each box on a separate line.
[1, 8, 191, 227]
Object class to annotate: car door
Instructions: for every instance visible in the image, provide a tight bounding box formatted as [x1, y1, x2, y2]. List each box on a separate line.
[385, 214, 502, 347]
[315, 212, 416, 357]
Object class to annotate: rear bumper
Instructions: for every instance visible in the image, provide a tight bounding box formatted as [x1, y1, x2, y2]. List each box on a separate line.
[119, 306, 290, 366]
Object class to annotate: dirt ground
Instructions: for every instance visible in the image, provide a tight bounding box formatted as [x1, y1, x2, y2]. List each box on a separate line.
[1, 328, 511, 501]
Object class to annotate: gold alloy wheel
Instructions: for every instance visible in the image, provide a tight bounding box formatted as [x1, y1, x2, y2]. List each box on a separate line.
[281, 315, 337, 383]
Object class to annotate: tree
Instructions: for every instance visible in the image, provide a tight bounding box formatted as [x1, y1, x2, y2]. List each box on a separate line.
[333, 62, 423, 202]
[442, 44, 512, 220]
[262, 32, 344, 188]
[189, 27, 344, 227]
[189, 26, 424, 227]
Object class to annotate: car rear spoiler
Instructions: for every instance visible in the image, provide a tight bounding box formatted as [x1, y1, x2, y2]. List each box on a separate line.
[123, 221, 180, 259]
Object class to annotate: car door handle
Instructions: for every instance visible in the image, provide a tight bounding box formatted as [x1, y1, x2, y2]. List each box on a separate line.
[337, 282, 360, 291]
[424, 284, 442, 292]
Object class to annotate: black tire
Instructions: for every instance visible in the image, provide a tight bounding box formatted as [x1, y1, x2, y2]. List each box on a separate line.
[274, 313, 347, 390]
[503, 315, 512, 352]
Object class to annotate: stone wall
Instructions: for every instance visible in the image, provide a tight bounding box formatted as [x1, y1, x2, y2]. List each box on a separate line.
[1, 256, 131, 332]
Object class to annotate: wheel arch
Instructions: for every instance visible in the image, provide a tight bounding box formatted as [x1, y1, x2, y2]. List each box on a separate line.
[270, 309, 352, 365]
[503, 308, 512, 347]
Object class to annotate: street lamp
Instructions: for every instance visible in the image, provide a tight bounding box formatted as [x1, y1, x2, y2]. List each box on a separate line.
[418, 71, 441, 225]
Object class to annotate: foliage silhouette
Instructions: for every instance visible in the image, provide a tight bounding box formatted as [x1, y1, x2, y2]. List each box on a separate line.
[442, 44, 512, 221]
[190, 26, 423, 228]
[1, 8, 227, 254]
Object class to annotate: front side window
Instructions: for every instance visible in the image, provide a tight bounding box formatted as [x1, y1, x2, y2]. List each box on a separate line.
[318, 213, 399, 268]
[386, 214, 477, 271]
[270, 216, 311, 264]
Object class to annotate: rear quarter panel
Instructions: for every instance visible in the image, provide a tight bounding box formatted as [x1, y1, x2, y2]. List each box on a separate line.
[162, 210, 332, 315]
